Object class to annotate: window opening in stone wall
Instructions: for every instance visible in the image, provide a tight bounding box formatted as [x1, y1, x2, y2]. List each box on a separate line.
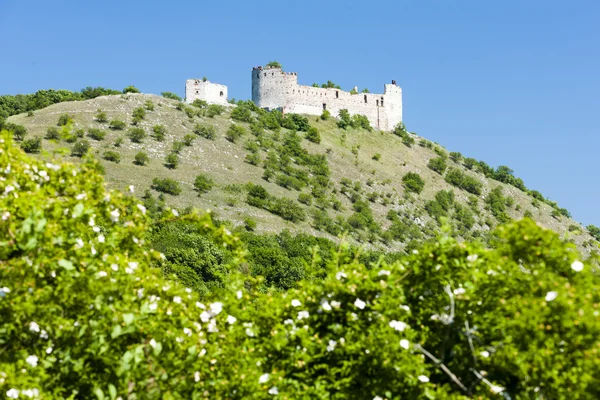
[376, 100, 379, 106]
[364, 95, 367, 103]
[381, 97, 384, 107]
[323, 103, 327, 110]
[220, 91, 223, 97]
[264, 73, 267, 77]
[336, 91, 339, 99]
[196, 91, 199, 94]
[257, 74, 259, 78]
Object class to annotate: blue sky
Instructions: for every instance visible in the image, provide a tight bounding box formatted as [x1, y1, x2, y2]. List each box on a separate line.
[1, 0, 599, 226]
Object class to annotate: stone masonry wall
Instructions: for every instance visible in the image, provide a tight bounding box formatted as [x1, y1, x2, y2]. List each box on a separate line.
[185, 79, 229, 105]
[251, 66, 402, 131]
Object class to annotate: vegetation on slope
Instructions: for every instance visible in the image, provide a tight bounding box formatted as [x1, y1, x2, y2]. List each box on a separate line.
[2, 131, 600, 399]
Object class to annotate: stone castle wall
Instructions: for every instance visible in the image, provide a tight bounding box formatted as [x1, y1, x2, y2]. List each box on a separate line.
[185, 79, 229, 105]
[251, 66, 402, 131]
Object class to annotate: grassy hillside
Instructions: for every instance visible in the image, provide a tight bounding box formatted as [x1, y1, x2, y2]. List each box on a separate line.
[8, 93, 598, 255]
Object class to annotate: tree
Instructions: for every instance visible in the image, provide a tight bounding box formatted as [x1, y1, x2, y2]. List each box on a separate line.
[305, 127, 321, 144]
[183, 134, 196, 146]
[134, 151, 149, 166]
[95, 109, 108, 123]
[109, 120, 126, 130]
[194, 174, 215, 195]
[165, 152, 179, 169]
[123, 85, 140, 94]
[128, 127, 147, 143]
[102, 150, 121, 163]
[266, 61, 282, 69]
[193, 123, 216, 140]
[402, 172, 425, 194]
[161, 92, 182, 101]
[226, 124, 246, 143]
[152, 125, 166, 141]
[427, 157, 448, 175]
[71, 140, 90, 157]
[20, 137, 41, 153]
[151, 177, 181, 195]
[587, 225, 600, 241]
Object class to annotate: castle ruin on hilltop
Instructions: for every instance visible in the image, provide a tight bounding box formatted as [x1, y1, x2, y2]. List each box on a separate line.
[186, 64, 403, 131]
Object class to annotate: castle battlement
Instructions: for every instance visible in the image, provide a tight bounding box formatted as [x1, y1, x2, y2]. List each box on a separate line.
[251, 66, 402, 131]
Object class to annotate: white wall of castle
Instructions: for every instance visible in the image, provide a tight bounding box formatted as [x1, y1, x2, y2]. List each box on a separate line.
[185, 79, 229, 105]
[251, 67, 402, 131]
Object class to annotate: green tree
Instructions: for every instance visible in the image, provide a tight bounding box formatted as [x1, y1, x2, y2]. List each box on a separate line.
[402, 172, 425, 194]
[152, 125, 166, 141]
[266, 60, 282, 69]
[20, 137, 42, 153]
[134, 151, 149, 166]
[305, 126, 321, 144]
[165, 152, 179, 169]
[102, 150, 121, 163]
[109, 119, 126, 130]
[123, 85, 140, 93]
[95, 109, 108, 123]
[193, 123, 216, 140]
[128, 127, 147, 143]
[226, 124, 246, 143]
[161, 92, 182, 101]
[194, 174, 215, 195]
[71, 140, 90, 157]
[152, 177, 181, 195]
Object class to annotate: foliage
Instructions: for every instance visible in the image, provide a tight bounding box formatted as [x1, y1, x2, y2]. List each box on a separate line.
[191, 99, 208, 109]
[372, 153, 381, 161]
[161, 92, 182, 101]
[320, 80, 342, 89]
[427, 156, 448, 175]
[151, 177, 182, 195]
[57, 113, 74, 126]
[172, 141, 185, 155]
[45, 127, 60, 140]
[20, 137, 42, 153]
[95, 109, 108, 123]
[485, 187, 511, 224]
[183, 134, 196, 146]
[123, 85, 140, 94]
[305, 126, 321, 144]
[4, 123, 28, 141]
[206, 104, 225, 118]
[320, 110, 331, 120]
[587, 225, 600, 241]
[193, 123, 217, 140]
[246, 183, 306, 222]
[193, 174, 215, 195]
[165, 152, 179, 169]
[128, 127, 147, 143]
[445, 168, 483, 195]
[132, 107, 146, 123]
[70, 140, 91, 157]
[87, 128, 106, 141]
[144, 100, 155, 111]
[226, 124, 246, 143]
[152, 125, 166, 141]
[266, 61, 282, 69]
[402, 172, 425, 194]
[231, 106, 254, 123]
[109, 119, 126, 130]
[102, 150, 121, 163]
[134, 151, 149, 166]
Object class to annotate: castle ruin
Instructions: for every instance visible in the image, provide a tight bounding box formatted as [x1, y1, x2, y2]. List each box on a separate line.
[252, 65, 402, 131]
[185, 79, 229, 105]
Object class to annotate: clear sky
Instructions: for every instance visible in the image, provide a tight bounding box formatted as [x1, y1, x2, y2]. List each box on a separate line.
[1, 0, 599, 226]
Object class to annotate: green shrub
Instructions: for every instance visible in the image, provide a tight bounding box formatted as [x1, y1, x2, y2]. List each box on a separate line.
[128, 127, 147, 143]
[206, 104, 225, 118]
[175, 102, 185, 111]
[134, 151, 149, 166]
[183, 134, 196, 146]
[132, 107, 146, 121]
[57, 113, 74, 126]
[427, 156, 447, 175]
[372, 153, 381, 161]
[463, 157, 477, 170]
[161, 91, 182, 101]
[184, 107, 196, 119]
[4, 123, 28, 141]
[191, 99, 208, 109]
[402, 172, 425, 194]
[305, 126, 321, 144]
[244, 217, 257, 231]
[172, 141, 185, 154]
[144, 100, 155, 111]
[194, 174, 215, 195]
[449, 151, 462, 163]
[45, 127, 61, 140]
[87, 128, 106, 141]
[123, 85, 140, 93]
[298, 192, 312, 205]
[20, 137, 42, 153]
[194, 123, 217, 140]
[151, 177, 181, 195]
[152, 125, 166, 141]
[165, 152, 179, 169]
[114, 137, 123, 147]
[320, 110, 331, 120]
[445, 168, 483, 195]
[102, 150, 121, 163]
[266, 60, 282, 68]
[245, 153, 261, 166]
[27, 110, 34, 117]
[226, 124, 246, 143]
[231, 106, 254, 123]
[586, 225, 600, 241]
[109, 119, 126, 130]
[71, 140, 90, 157]
[95, 109, 108, 123]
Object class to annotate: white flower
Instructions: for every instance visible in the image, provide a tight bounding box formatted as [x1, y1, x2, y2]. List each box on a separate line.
[417, 375, 430, 383]
[374, 397, 383, 400]
[40, 330, 48, 339]
[453, 288, 466, 295]
[129, 185, 135, 193]
[335, 271, 347, 280]
[571, 260, 584, 272]
[466, 254, 478, 262]
[1, 211, 9, 220]
[200, 311, 211, 323]
[109, 209, 120, 222]
[283, 319, 294, 325]
[389, 320, 408, 332]
[545, 291, 558, 302]
[149, 303, 158, 311]
[1, 286, 10, 294]
[209, 302, 223, 315]
[321, 300, 332, 311]
[4, 185, 15, 194]
[327, 340, 337, 352]
[378, 270, 391, 276]
[172, 208, 179, 217]
[227, 315, 237, 325]
[268, 386, 279, 395]
[207, 319, 218, 333]
[111, 264, 118, 271]
[29, 321, 40, 333]
[136, 204, 147, 214]
[173, 296, 182, 304]
[400, 305, 410, 312]
[194, 371, 201, 382]
[354, 298, 366, 310]
[97, 234, 105, 243]
[6, 389, 19, 399]
[22, 388, 39, 398]
[490, 385, 505, 394]
[259, 373, 270, 383]
[128, 261, 138, 270]
[184, 327, 192, 336]
[297, 311, 310, 320]
[331, 300, 341, 308]
[75, 238, 84, 249]
[46, 347, 53, 354]
[196, 302, 206, 309]
[400, 339, 410, 349]
[26, 354, 39, 367]
[480, 351, 490, 358]
[237, 290, 243, 299]
[149, 339, 157, 348]
[245, 327, 255, 337]
[98, 271, 108, 278]
[291, 299, 302, 307]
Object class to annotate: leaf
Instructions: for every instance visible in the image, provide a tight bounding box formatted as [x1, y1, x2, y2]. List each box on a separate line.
[93, 387, 104, 400]
[111, 325, 122, 339]
[58, 259, 74, 270]
[108, 384, 117, 400]
[72, 202, 85, 218]
[123, 313, 135, 326]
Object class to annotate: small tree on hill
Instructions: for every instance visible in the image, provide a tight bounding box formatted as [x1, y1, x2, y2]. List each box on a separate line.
[123, 85, 140, 94]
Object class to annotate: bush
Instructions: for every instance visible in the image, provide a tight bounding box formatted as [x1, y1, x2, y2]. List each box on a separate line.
[134, 151, 149, 166]
[95, 109, 108, 123]
[113, 137, 123, 147]
[445, 168, 483, 195]
[71, 140, 90, 157]
[194, 123, 217, 140]
[102, 150, 121, 163]
[320, 109, 330, 120]
[402, 172, 425, 194]
[151, 177, 181, 195]
[20, 137, 42, 153]
[587, 225, 600, 241]
[427, 156, 448, 175]
[45, 127, 61, 140]
[245, 153, 261, 166]
[5, 123, 28, 141]
[128, 127, 147, 143]
[183, 134, 196, 146]
[305, 126, 321, 144]
[231, 106, 254, 123]
[132, 107, 146, 121]
[194, 174, 215, 195]
[172, 141, 185, 154]
[372, 153, 381, 161]
[152, 125, 166, 141]
[161, 91, 182, 101]
[144, 100, 155, 111]
[87, 128, 106, 141]
[206, 104, 225, 118]
[57, 113, 73, 126]
[244, 217, 257, 231]
[449, 151, 463, 163]
[123, 85, 140, 93]
[165, 152, 179, 169]
[109, 119, 126, 130]
[298, 192, 312, 205]
[191, 99, 208, 109]
[226, 124, 246, 143]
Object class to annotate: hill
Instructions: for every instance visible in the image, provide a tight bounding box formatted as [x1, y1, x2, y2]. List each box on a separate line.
[7, 93, 598, 256]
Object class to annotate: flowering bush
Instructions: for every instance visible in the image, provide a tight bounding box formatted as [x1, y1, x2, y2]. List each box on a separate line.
[1, 131, 599, 399]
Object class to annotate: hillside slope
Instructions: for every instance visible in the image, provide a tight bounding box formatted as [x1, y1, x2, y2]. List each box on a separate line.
[8, 93, 597, 255]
